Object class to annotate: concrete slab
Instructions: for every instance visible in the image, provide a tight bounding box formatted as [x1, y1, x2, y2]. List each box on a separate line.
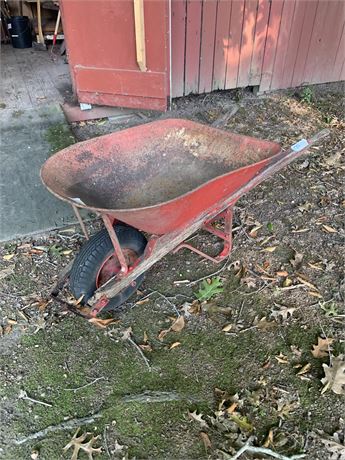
[0, 104, 84, 241]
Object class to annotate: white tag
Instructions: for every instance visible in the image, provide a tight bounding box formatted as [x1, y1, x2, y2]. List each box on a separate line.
[291, 139, 308, 152]
[71, 197, 85, 206]
[8, 23, 12, 29]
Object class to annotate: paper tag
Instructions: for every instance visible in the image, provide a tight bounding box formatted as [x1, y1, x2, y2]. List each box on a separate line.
[291, 139, 308, 152]
[71, 197, 85, 206]
[8, 23, 12, 29]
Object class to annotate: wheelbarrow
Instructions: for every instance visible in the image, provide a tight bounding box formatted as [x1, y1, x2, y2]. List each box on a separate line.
[41, 119, 329, 316]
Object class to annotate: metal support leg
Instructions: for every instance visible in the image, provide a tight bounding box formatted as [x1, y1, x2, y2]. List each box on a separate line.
[102, 214, 128, 275]
[72, 204, 89, 240]
[173, 206, 233, 263]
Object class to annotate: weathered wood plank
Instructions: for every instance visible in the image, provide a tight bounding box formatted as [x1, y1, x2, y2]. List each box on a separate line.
[199, 0, 218, 94]
[225, 0, 245, 89]
[249, 0, 270, 86]
[212, 0, 232, 90]
[171, 0, 186, 97]
[291, 0, 319, 87]
[237, 0, 258, 88]
[270, 0, 296, 90]
[259, 0, 284, 91]
[184, 0, 202, 95]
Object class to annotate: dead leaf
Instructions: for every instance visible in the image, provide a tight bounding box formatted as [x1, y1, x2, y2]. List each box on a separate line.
[311, 337, 334, 358]
[289, 252, 303, 269]
[169, 341, 181, 350]
[263, 428, 274, 447]
[139, 344, 153, 352]
[275, 353, 289, 364]
[143, 331, 148, 343]
[249, 224, 262, 238]
[158, 328, 170, 341]
[297, 363, 312, 376]
[276, 270, 289, 277]
[261, 246, 277, 253]
[0, 264, 15, 280]
[322, 225, 338, 234]
[282, 277, 293, 287]
[63, 428, 102, 460]
[3, 254, 15, 261]
[31, 450, 39, 460]
[308, 291, 323, 298]
[271, 305, 296, 321]
[256, 316, 277, 331]
[276, 399, 300, 419]
[135, 298, 150, 305]
[170, 315, 185, 332]
[188, 410, 208, 428]
[321, 355, 345, 395]
[200, 431, 211, 450]
[222, 324, 233, 332]
[88, 317, 119, 329]
[121, 326, 133, 340]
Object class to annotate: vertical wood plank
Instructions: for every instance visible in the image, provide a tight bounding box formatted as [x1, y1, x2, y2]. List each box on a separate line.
[291, 0, 319, 87]
[316, 1, 344, 83]
[280, 0, 307, 89]
[249, 0, 270, 86]
[303, 1, 331, 85]
[237, 0, 258, 88]
[270, 0, 295, 90]
[259, 0, 284, 91]
[333, 21, 345, 81]
[184, 0, 202, 95]
[225, 0, 245, 89]
[171, 0, 186, 97]
[199, 0, 218, 94]
[212, 0, 232, 90]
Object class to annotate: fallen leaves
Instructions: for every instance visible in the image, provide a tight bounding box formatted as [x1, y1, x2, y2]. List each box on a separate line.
[63, 428, 102, 460]
[311, 337, 334, 358]
[322, 224, 338, 234]
[321, 355, 345, 395]
[158, 315, 185, 341]
[188, 410, 208, 428]
[0, 264, 15, 280]
[260, 246, 277, 253]
[88, 317, 119, 329]
[270, 305, 296, 321]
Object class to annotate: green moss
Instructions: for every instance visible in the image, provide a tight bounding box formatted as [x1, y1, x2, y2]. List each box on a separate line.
[44, 123, 75, 154]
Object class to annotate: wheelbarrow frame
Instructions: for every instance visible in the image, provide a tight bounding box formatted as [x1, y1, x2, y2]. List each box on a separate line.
[66, 128, 329, 316]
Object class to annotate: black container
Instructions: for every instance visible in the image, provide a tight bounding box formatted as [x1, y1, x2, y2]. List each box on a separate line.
[8, 16, 32, 49]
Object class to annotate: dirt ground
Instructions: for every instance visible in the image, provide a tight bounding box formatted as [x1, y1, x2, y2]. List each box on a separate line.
[0, 83, 344, 460]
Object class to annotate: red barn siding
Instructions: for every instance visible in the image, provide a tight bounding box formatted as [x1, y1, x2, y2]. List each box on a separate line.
[171, 0, 345, 98]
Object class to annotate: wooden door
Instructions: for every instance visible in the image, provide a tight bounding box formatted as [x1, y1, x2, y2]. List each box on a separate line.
[60, 0, 170, 111]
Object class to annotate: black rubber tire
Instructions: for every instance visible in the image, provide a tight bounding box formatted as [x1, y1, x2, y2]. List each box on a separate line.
[69, 225, 147, 312]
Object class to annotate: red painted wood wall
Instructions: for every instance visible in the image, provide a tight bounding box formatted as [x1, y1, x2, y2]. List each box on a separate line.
[171, 0, 345, 98]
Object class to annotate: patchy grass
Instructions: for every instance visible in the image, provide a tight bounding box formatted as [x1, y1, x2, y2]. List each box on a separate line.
[1, 83, 344, 459]
[44, 122, 75, 154]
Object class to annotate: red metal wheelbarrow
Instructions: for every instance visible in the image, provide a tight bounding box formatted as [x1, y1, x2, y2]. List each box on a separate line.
[41, 119, 329, 316]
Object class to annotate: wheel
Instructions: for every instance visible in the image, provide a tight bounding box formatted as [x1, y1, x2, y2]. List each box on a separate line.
[69, 224, 147, 313]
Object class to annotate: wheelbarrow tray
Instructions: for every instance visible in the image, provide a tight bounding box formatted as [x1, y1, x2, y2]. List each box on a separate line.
[41, 119, 281, 234]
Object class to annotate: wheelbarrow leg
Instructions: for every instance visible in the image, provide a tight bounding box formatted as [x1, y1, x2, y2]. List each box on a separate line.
[72, 204, 89, 240]
[173, 206, 233, 263]
[102, 214, 129, 275]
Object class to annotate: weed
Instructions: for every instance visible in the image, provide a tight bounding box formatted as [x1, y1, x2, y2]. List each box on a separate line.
[301, 87, 313, 104]
[195, 276, 224, 301]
